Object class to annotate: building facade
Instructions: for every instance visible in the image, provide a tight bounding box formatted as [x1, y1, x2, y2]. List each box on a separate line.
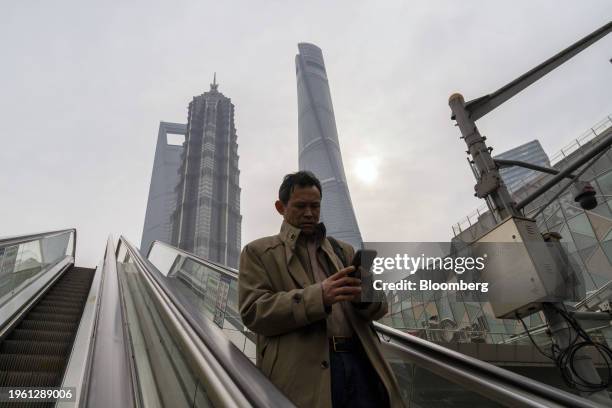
[172, 79, 242, 269]
[494, 140, 550, 194]
[295, 43, 363, 249]
[141, 122, 187, 252]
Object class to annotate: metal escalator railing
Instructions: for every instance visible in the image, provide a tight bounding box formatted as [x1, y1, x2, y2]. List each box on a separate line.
[145, 240, 608, 408]
[116, 236, 294, 407]
[375, 323, 602, 408]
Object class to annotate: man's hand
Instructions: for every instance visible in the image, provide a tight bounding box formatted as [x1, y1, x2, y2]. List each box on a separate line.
[321, 266, 361, 306]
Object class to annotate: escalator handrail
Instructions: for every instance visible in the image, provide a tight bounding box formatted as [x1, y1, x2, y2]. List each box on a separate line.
[374, 322, 604, 408]
[83, 236, 135, 408]
[120, 236, 294, 408]
[147, 240, 239, 279]
[0, 228, 76, 258]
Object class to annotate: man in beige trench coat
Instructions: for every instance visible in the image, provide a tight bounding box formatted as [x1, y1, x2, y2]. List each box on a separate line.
[239, 171, 404, 407]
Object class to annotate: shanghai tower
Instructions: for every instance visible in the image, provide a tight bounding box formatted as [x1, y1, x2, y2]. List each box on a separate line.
[295, 43, 363, 249]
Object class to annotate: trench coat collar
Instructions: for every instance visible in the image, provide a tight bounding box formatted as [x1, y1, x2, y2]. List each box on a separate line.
[279, 220, 326, 247]
[279, 221, 343, 287]
[279, 220, 304, 251]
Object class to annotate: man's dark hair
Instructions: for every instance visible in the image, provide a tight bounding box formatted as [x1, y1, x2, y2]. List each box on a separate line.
[278, 171, 322, 204]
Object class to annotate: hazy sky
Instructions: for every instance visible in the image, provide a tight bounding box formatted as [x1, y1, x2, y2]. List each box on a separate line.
[1, 1, 611, 267]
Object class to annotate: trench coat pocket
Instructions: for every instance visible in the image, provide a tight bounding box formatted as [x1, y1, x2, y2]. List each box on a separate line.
[260, 337, 279, 377]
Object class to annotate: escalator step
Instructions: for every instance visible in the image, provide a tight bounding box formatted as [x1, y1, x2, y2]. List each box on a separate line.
[40, 296, 84, 305]
[31, 305, 81, 316]
[48, 292, 87, 298]
[0, 373, 59, 408]
[0, 341, 71, 356]
[26, 313, 80, 323]
[54, 278, 90, 284]
[0, 266, 95, 397]
[51, 282, 89, 287]
[48, 283, 88, 291]
[50, 289, 88, 294]
[0, 372, 59, 408]
[8, 330, 73, 344]
[43, 291, 85, 298]
[0, 399, 54, 407]
[0, 371, 60, 387]
[48, 287, 88, 294]
[18, 320, 77, 333]
[0, 354, 65, 372]
[37, 300, 83, 309]
[49, 284, 88, 290]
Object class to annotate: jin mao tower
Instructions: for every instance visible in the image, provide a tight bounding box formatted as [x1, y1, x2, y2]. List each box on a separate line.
[172, 76, 242, 268]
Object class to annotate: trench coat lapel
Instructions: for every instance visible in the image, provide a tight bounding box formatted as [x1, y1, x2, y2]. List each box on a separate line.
[280, 221, 313, 288]
[286, 249, 312, 288]
[320, 239, 344, 272]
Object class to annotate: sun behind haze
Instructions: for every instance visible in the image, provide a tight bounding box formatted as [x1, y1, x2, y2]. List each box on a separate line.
[353, 158, 380, 185]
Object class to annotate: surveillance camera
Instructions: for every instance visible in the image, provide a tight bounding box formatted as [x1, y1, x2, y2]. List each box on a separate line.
[574, 181, 598, 210]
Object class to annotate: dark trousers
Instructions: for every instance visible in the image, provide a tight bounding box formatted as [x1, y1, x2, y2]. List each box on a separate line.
[330, 348, 390, 408]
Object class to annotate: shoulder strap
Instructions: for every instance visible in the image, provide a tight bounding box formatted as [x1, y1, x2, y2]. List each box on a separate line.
[327, 236, 347, 267]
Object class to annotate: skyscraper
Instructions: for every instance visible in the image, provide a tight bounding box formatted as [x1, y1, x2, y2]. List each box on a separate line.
[141, 121, 187, 252]
[172, 77, 242, 269]
[295, 43, 363, 249]
[494, 140, 550, 194]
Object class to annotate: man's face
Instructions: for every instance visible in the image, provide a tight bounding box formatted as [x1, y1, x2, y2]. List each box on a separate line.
[275, 185, 321, 235]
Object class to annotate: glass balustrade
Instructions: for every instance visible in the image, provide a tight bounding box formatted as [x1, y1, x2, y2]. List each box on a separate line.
[0, 230, 74, 308]
[147, 242, 255, 362]
[116, 241, 213, 407]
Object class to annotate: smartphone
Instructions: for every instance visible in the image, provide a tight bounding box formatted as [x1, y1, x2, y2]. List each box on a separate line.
[350, 249, 377, 278]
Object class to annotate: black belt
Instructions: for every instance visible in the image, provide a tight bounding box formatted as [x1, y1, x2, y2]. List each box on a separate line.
[329, 336, 361, 353]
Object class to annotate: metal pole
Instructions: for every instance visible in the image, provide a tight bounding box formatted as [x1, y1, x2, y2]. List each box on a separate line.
[463, 21, 612, 121]
[494, 159, 577, 179]
[449, 93, 519, 219]
[516, 130, 612, 210]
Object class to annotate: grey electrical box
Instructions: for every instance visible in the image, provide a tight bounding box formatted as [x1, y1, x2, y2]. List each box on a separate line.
[472, 216, 584, 319]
